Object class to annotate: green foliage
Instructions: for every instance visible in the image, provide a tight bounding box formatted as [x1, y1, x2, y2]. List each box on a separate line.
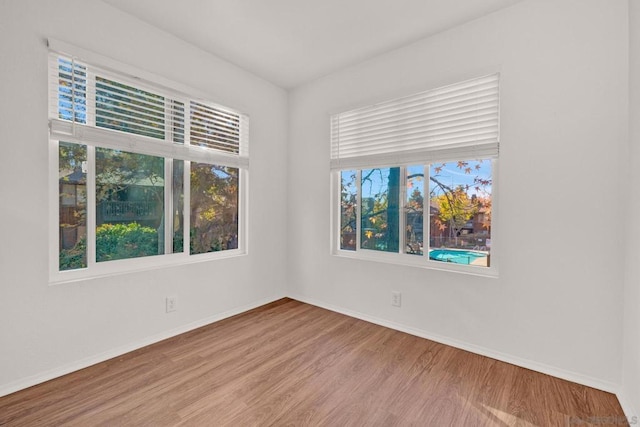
[59, 237, 87, 271]
[435, 186, 478, 231]
[59, 142, 87, 176]
[190, 164, 239, 254]
[96, 222, 159, 262]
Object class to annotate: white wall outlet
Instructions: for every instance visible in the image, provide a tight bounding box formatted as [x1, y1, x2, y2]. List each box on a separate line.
[391, 291, 402, 307]
[166, 296, 177, 313]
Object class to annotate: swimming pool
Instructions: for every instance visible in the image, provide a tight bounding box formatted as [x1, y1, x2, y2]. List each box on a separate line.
[429, 249, 487, 265]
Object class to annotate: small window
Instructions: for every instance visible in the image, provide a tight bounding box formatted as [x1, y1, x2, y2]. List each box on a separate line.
[337, 160, 493, 269]
[331, 74, 499, 274]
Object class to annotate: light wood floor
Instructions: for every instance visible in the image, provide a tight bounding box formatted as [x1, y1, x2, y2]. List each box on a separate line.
[0, 298, 627, 426]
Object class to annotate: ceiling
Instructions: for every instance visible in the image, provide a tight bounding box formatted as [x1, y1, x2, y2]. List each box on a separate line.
[102, 0, 523, 89]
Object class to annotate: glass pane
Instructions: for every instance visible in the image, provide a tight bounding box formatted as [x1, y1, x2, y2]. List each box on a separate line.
[59, 142, 87, 271]
[172, 159, 184, 253]
[405, 165, 424, 256]
[190, 163, 239, 254]
[95, 77, 165, 139]
[361, 167, 400, 252]
[95, 148, 165, 262]
[340, 170, 357, 251]
[429, 160, 492, 267]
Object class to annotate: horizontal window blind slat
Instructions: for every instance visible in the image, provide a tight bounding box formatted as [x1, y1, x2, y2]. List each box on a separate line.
[331, 73, 499, 163]
[189, 130, 242, 147]
[190, 119, 240, 137]
[95, 105, 166, 126]
[191, 101, 242, 122]
[190, 105, 242, 126]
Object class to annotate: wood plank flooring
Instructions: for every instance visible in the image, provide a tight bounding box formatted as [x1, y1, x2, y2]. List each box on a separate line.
[0, 298, 627, 426]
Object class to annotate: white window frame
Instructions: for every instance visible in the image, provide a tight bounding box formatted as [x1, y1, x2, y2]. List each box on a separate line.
[330, 160, 499, 277]
[329, 74, 500, 277]
[48, 40, 249, 284]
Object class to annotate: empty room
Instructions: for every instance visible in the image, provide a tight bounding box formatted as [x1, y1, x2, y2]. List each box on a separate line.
[1, 0, 639, 425]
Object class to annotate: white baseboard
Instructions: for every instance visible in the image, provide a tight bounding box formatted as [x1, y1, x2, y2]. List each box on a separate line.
[288, 293, 620, 395]
[0, 293, 286, 398]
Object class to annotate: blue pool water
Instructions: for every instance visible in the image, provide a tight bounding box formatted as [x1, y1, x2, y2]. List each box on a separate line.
[429, 249, 487, 265]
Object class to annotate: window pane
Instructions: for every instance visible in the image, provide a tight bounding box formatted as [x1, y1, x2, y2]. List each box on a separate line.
[190, 163, 239, 254]
[172, 159, 184, 253]
[59, 142, 87, 271]
[96, 77, 165, 139]
[429, 160, 492, 267]
[361, 167, 400, 252]
[405, 165, 424, 256]
[95, 148, 165, 262]
[340, 170, 357, 251]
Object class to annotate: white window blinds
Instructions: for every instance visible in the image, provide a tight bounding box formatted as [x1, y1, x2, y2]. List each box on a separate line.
[48, 42, 249, 168]
[330, 74, 500, 169]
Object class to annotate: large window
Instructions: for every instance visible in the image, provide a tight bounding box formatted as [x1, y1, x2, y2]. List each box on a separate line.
[331, 74, 499, 274]
[50, 43, 248, 282]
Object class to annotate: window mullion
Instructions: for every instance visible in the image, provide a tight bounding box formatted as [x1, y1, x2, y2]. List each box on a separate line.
[423, 164, 429, 259]
[86, 145, 96, 268]
[164, 158, 173, 255]
[356, 169, 362, 251]
[399, 166, 407, 254]
[183, 160, 191, 255]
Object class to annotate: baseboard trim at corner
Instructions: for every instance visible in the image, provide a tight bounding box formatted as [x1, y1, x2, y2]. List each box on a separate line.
[616, 392, 639, 424]
[0, 293, 286, 398]
[288, 293, 620, 395]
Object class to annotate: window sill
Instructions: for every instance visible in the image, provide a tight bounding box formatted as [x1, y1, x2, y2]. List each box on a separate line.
[49, 249, 246, 285]
[332, 249, 499, 278]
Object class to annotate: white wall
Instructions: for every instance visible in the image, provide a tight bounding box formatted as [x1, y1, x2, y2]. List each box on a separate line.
[288, 0, 628, 390]
[0, 0, 288, 395]
[622, 0, 640, 418]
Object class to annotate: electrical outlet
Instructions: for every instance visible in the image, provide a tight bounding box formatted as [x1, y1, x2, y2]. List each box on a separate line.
[166, 296, 177, 313]
[391, 291, 401, 307]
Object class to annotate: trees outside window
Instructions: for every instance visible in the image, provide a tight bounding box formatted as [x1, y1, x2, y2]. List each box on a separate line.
[338, 160, 492, 268]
